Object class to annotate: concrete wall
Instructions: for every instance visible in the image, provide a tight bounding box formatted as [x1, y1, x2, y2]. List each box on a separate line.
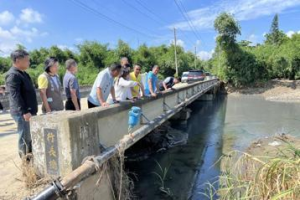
[30, 79, 219, 199]
[0, 86, 92, 110]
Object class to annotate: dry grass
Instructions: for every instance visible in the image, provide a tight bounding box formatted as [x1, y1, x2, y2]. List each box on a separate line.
[20, 154, 51, 189]
[204, 138, 300, 200]
[95, 145, 135, 200]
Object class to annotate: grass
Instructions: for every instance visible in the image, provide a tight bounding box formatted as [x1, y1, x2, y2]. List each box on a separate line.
[152, 160, 173, 197]
[202, 138, 300, 200]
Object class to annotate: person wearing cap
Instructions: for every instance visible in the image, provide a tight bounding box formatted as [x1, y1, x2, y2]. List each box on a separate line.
[37, 57, 64, 113]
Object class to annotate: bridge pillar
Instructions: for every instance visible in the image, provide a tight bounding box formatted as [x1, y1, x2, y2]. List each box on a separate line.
[171, 108, 191, 122]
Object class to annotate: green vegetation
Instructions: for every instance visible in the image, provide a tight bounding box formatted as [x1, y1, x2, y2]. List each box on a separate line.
[1, 13, 299, 87]
[202, 139, 300, 200]
[152, 160, 172, 197]
[207, 13, 300, 86]
[0, 40, 204, 86]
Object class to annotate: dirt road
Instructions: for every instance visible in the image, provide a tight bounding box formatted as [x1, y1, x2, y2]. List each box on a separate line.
[0, 98, 89, 199]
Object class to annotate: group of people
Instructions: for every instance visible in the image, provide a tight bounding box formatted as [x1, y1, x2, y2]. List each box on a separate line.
[4, 49, 180, 158]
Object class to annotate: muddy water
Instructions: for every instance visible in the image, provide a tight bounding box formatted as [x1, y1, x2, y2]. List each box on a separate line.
[126, 95, 300, 200]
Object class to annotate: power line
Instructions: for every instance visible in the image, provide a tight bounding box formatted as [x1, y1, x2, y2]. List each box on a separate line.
[122, 0, 164, 27]
[172, 0, 201, 41]
[91, 0, 161, 37]
[134, 0, 195, 46]
[68, 0, 157, 39]
[172, 0, 209, 50]
[177, 0, 202, 38]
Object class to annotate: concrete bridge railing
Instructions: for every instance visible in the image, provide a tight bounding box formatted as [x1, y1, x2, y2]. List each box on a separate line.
[29, 79, 220, 200]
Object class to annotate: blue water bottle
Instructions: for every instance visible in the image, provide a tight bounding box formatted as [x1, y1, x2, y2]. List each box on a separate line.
[128, 106, 141, 129]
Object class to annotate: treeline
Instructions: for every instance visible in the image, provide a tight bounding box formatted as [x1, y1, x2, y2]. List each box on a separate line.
[0, 40, 204, 86]
[207, 13, 300, 86]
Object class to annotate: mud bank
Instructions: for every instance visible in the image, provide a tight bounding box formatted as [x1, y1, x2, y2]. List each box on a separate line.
[228, 80, 300, 103]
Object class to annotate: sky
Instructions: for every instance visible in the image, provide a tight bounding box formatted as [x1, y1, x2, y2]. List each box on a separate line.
[0, 0, 300, 60]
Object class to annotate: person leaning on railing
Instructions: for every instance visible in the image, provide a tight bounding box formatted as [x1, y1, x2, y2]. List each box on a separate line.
[130, 64, 145, 99]
[108, 68, 141, 102]
[159, 77, 180, 91]
[87, 63, 122, 108]
[144, 65, 160, 97]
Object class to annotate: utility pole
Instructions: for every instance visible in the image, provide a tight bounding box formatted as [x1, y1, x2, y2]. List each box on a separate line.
[194, 45, 197, 69]
[174, 28, 179, 77]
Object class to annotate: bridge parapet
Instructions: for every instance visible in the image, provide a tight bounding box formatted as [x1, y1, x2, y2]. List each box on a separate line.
[31, 79, 220, 178]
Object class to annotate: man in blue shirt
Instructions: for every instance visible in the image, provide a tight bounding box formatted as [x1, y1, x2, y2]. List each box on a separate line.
[145, 65, 159, 97]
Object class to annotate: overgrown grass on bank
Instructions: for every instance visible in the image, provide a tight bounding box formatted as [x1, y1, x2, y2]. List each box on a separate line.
[202, 138, 300, 200]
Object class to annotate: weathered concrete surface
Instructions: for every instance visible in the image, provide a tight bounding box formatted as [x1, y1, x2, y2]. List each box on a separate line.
[0, 100, 89, 199]
[198, 94, 214, 101]
[75, 173, 114, 200]
[29, 79, 219, 200]
[30, 80, 218, 178]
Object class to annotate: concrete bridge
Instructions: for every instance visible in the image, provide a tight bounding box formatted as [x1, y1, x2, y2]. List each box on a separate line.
[28, 79, 220, 200]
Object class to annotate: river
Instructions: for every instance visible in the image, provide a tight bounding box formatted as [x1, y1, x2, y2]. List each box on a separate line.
[125, 94, 300, 200]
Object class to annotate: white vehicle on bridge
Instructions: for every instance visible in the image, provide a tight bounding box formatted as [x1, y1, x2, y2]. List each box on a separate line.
[181, 70, 206, 83]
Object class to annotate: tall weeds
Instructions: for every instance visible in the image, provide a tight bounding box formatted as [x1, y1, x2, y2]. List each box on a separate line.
[204, 139, 300, 199]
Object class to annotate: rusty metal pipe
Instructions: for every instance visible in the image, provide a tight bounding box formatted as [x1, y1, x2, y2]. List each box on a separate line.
[27, 81, 219, 200]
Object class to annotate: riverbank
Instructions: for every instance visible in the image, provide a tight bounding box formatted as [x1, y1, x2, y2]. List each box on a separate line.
[227, 79, 300, 103]
[215, 134, 300, 200]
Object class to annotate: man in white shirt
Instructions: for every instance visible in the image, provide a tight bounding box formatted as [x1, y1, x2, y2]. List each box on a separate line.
[88, 63, 122, 108]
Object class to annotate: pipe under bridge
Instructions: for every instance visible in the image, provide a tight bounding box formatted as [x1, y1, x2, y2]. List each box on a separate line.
[26, 79, 220, 200]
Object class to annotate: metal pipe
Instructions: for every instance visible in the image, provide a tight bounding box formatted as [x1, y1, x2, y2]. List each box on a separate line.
[26, 81, 219, 200]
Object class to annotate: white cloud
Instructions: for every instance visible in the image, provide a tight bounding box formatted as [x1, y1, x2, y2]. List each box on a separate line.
[197, 50, 214, 61]
[0, 8, 47, 56]
[0, 42, 20, 57]
[170, 0, 300, 30]
[247, 34, 258, 45]
[0, 11, 15, 25]
[0, 26, 47, 52]
[0, 27, 15, 39]
[196, 40, 201, 46]
[286, 30, 300, 38]
[19, 8, 43, 24]
[10, 26, 47, 43]
[286, 30, 295, 38]
[57, 45, 76, 51]
[75, 38, 83, 43]
[170, 39, 185, 47]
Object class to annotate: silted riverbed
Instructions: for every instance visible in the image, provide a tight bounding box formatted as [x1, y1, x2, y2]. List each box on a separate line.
[125, 94, 300, 200]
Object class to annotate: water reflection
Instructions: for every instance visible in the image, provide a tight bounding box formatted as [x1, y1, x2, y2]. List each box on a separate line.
[126, 95, 300, 200]
[126, 95, 227, 200]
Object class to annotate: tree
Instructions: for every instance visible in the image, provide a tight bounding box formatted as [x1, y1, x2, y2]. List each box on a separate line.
[265, 14, 287, 45]
[213, 12, 267, 86]
[77, 41, 109, 69]
[214, 12, 241, 50]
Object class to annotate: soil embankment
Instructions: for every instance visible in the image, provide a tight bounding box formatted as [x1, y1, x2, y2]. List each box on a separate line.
[228, 79, 300, 103]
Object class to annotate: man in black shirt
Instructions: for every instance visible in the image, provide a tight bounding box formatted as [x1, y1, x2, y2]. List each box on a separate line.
[159, 77, 180, 91]
[5, 49, 38, 158]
